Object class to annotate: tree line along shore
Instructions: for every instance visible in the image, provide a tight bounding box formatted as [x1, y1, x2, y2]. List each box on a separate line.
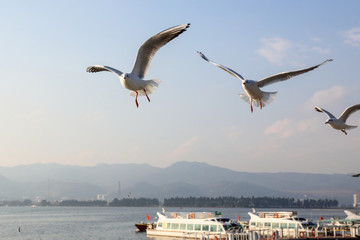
[0, 196, 339, 208]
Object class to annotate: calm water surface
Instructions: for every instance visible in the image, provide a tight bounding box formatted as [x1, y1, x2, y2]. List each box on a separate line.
[0, 206, 349, 240]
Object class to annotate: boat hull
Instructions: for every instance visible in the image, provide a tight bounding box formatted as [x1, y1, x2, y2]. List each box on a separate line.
[135, 223, 148, 232]
[147, 229, 229, 239]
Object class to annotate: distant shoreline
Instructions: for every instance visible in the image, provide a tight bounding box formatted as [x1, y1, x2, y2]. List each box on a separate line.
[0, 196, 342, 208]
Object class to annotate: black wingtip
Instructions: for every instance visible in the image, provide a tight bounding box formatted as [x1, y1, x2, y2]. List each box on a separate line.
[197, 51, 208, 61]
[86, 66, 97, 73]
[314, 106, 322, 112]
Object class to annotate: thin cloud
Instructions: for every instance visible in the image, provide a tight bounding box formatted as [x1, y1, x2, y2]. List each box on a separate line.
[343, 27, 360, 47]
[257, 37, 331, 66]
[264, 118, 295, 138]
[308, 85, 347, 106]
[310, 46, 331, 54]
[28, 108, 45, 119]
[264, 118, 319, 139]
[221, 125, 244, 140]
[257, 37, 292, 65]
[170, 137, 199, 157]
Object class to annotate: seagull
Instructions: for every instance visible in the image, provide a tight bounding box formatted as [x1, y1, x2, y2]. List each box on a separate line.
[314, 104, 360, 135]
[197, 51, 332, 112]
[87, 23, 190, 108]
[352, 173, 360, 177]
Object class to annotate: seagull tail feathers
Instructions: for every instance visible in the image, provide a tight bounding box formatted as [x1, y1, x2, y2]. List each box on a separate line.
[238, 92, 277, 108]
[238, 93, 251, 105]
[260, 91, 277, 107]
[129, 79, 161, 97]
[345, 125, 357, 130]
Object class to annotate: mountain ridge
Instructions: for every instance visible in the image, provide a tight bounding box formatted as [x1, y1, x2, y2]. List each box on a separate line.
[0, 161, 357, 205]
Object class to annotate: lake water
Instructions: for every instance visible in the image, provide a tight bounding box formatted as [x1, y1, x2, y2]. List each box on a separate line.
[0, 206, 349, 240]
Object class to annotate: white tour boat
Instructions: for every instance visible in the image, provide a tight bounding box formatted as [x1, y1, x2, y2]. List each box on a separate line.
[248, 210, 319, 238]
[146, 211, 243, 239]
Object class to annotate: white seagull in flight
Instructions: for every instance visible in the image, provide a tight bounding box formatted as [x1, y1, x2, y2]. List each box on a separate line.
[314, 104, 360, 135]
[197, 51, 332, 112]
[87, 23, 190, 108]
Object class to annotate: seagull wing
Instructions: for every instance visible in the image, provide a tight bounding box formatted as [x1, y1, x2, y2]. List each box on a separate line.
[338, 104, 360, 122]
[197, 51, 245, 81]
[257, 59, 333, 88]
[86, 65, 123, 77]
[131, 23, 190, 79]
[314, 106, 336, 119]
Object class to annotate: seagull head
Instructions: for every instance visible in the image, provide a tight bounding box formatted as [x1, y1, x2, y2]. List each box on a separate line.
[243, 80, 255, 86]
[325, 119, 334, 124]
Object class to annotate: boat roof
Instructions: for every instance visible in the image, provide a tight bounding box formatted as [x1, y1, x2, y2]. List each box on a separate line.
[249, 211, 298, 219]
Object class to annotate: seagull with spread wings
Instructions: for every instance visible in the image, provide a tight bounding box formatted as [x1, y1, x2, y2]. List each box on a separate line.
[314, 104, 360, 135]
[87, 23, 190, 107]
[197, 51, 332, 112]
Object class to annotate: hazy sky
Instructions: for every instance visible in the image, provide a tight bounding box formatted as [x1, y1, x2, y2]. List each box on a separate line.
[1, 1, 359, 174]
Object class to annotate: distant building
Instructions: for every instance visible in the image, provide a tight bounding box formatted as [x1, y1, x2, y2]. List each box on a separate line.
[97, 194, 106, 201]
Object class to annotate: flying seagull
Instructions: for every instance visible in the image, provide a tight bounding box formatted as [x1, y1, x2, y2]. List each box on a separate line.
[352, 173, 360, 177]
[197, 51, 332, 112]
[87, 23, 190, 108]
[314, 104, 360, 135]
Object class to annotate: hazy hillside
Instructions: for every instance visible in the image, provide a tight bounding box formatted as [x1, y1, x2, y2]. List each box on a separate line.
[0, 161, 358, 205]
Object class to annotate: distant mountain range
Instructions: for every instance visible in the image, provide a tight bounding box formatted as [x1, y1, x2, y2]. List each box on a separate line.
[0, 161, 358, 205]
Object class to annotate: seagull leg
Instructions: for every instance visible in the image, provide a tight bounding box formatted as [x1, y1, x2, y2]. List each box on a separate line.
[260, 100, 262, 109]
[250, 99, 253, 113]
[143, 89, 150, 102]
[135, 91, 139, 108]
[341, 129, 347, 135]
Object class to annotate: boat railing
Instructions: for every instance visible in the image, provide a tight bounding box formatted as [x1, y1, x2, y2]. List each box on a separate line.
[161, 211, 221, 219]
[180, 231, 249, 240]
[257, 211, 297, 219]
[246, 225, 358, 239]
[155, 227, 359, 240]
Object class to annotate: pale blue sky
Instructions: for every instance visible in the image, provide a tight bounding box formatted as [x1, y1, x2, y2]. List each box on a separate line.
[0, 0, 359, 173]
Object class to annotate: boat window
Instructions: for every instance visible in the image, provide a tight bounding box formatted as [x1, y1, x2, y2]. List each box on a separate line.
[297, 224, 303, 229]
[218, 225, 224, 232]
[180, 223, 186, 230]
[195, 224, 201, 231]
[171, 223, 179, 230]
[187, 224, 194, 231]
[289, 223, 296, 229]
[265, 222, 271, 227]
[251, 222, 256, 226]
[158, 222, 163, 228]
[163, 223, 168, 229]
[210, 225, 217, 232]
[272, 223, 279, 229]
[202, 224, 209, 231]
[280, 223, 287, 228]
[256, 222, 263, 227]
